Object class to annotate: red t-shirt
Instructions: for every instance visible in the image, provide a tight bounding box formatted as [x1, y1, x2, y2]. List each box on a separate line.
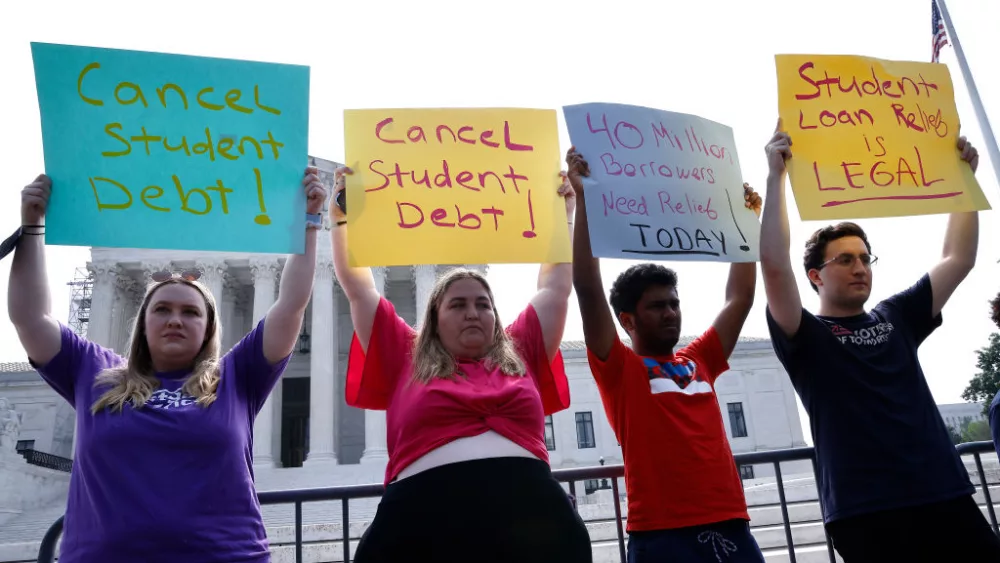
[588, 328, 749, 531]
[346, 297, 570, 485]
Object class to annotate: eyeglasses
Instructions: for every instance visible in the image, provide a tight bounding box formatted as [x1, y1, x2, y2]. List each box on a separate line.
[817, 253, 878, 270]
[150, 270, 202, 282]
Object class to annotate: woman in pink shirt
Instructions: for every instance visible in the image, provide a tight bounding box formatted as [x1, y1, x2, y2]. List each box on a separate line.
[330, 166, 591, 563]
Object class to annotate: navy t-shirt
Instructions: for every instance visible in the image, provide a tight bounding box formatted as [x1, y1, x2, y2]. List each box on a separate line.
[765, 274, 973, 523]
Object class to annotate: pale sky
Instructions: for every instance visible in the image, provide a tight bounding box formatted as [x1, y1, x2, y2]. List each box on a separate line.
[1, 0, 998, 431]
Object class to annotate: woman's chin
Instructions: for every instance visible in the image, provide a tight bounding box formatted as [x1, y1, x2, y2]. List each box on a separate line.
[454, 337, 490, 357]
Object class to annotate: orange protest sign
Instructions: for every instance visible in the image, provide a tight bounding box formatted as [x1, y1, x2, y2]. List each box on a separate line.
[775, 54, 990, 220]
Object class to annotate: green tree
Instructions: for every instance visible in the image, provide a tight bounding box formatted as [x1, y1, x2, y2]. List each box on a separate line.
[962, 420, 993, 443]
[961, 332, 1000, 417]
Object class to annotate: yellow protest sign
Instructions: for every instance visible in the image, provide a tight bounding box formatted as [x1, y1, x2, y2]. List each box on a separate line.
[343, 108, 570, 266]
[775, 54, 990, 221]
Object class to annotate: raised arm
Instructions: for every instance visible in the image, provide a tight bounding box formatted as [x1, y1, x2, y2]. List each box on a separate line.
[712, 184, 761, 358]
[261, 168, 323, 363]
[759, 120, 803, 338]
[529, 173, 576, 361]
[8, 174, 62, 365]
[928, 136, 980, 318]
[566, 148, 618, 361]
[329, 167, 381, 352]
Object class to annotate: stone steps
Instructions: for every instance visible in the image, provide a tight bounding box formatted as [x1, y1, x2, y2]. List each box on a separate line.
[0, 503, 65, 563]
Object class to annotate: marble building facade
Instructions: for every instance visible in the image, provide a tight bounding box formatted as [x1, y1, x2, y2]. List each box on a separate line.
[7, 252, 814, 490]
[2, 157, 812, 491]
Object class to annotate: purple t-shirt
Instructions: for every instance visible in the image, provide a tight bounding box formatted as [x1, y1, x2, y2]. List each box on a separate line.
[31, 318, 290, 563]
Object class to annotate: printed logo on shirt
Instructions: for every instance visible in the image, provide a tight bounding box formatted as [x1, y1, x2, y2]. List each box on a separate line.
[642, 357, 712, 395]
[823, 320, 895, 347]
[145, 388, 198, 410]
[829, 324, 852, 337]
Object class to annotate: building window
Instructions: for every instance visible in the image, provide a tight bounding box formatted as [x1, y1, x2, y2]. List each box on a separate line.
[739, 465, 755, 480]
[576, 412, 596, 449]
[16, 440, 34, 453]
[728, 402, 748, 438]
[544, 415, 556, 451]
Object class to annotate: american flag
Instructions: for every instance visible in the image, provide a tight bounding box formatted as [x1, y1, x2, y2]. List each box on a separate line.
[932, 0, 950, 62]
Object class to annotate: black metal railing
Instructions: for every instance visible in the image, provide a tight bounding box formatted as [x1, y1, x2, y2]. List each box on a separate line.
[20, 449, 73, 473]
[957, 441, 1000, 535]
[36, 442, 1000, 563]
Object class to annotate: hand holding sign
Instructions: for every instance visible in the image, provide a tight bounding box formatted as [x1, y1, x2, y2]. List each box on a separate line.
[957, 135, 980, 173]
[303, 166, 328, 215]
[331, 166, 351, 223]
[765, 119, 793, 178]
[565, 146, 591, 195]
[557, 171, 577, 220]
[21, 175, 53, 226]
[744, 183, 763, 218]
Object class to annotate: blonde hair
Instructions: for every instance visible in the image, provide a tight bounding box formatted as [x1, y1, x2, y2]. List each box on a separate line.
[411, 268, 526, 383]
[91, 278, 222, 414]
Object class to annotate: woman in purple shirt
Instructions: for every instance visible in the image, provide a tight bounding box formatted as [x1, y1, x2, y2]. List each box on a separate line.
[8, 168, 327, 563]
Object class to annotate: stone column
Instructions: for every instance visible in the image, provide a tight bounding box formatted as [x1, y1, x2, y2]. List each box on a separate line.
[196, 261, 227, 346]
[249, 258, 280, 468]
[413, 264, 437, 328]
[124, 280, 141, 339]
[196, 261, 227, 305]
[361, 267, 390, 464]
[306, 259, 338, 466]
[111, 269, 136, 354]
[221, 273, 240, 352]
[86, 262, 117, 347]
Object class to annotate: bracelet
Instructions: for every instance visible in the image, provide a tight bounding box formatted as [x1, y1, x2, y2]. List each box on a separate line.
[337, 220, 347, 226]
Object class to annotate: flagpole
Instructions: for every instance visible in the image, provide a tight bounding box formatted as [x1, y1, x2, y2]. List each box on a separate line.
[936, 0, 1000, 192]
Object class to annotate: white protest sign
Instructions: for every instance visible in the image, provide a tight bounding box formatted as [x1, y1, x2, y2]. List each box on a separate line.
[563, 103, 759, 262]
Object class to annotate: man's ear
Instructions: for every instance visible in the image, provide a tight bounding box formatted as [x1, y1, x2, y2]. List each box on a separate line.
[807, 268, 823, 289]
[618, 312, 636, 334]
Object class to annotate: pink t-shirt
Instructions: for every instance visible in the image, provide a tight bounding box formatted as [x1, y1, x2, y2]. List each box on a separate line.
[345, 297, 570, 485]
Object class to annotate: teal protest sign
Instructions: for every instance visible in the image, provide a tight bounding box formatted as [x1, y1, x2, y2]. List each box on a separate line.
[31, 42, 310, 253]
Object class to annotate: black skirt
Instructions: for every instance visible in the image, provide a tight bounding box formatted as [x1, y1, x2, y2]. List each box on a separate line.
[353, 457, 593, 563]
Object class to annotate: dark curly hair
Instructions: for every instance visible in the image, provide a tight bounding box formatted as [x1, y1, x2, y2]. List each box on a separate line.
[609, 263, 678, 328]
[803, 222, 872, 292]
[990, 291, 1000, 329]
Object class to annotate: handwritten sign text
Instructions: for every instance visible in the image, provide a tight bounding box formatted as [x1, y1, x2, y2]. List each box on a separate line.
[563, 103, 759, 262]
[343, 108, 570, 266]
[775, 54, 989, 220]
[31, 42, 310, 253]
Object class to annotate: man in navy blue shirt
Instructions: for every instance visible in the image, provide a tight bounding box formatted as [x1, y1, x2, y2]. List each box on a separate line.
[758, 120, 1000, 562]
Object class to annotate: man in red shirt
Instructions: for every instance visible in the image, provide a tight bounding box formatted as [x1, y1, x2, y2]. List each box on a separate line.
[567, 148, 765, 562]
